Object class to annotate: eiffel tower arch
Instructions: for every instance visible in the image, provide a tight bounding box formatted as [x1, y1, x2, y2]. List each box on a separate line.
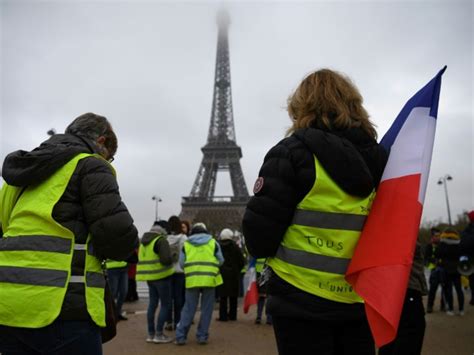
[180, 11, 249, 234]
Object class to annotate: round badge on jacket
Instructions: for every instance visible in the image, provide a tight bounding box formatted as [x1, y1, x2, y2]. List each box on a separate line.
[253, 177, 264, 194]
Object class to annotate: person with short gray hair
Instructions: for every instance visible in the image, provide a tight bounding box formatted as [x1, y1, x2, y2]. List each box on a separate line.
[65, 112, 118, 161]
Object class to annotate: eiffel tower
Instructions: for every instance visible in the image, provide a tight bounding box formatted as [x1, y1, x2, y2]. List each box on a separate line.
[180, 11, 249, 234]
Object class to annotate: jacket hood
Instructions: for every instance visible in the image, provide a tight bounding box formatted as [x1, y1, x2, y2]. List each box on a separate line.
[293, 127, 388, 197]
[187, 233, 213, 245]
[1, 134, 98, 187]
[141, 232, 163, 245]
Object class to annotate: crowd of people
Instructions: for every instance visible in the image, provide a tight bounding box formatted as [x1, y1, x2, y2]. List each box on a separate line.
[425, 213, 474, 316]
[106, 214, 260, 346]
[0, 70, 473, 355]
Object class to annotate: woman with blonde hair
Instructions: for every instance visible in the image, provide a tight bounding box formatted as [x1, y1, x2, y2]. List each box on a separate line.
[243, 69, 388, 354]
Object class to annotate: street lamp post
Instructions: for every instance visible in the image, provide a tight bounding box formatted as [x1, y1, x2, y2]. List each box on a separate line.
[152, 195, 162, 222]
[437, 175, 453, 225]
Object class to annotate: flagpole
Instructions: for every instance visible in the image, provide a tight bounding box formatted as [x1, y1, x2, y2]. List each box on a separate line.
[438, 175, 453, 225]
[152, 195, 162, 222]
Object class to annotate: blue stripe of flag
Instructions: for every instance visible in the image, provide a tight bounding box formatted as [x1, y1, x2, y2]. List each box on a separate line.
[380, 66, 447, 152]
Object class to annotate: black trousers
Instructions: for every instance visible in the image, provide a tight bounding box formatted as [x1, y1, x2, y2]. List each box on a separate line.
[0, 320, 102, 355]
[427, 267, 445, 310]
[272, 314, 375, 355]
[443, 273, 464, 312]
[469, 274, 474, 304]
[378, 289, 426, 355]
[219, 296, 238, 321]
[125, 278, 138, 302]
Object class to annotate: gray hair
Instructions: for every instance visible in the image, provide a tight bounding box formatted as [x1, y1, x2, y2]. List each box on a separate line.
[65, 112, 117, 157]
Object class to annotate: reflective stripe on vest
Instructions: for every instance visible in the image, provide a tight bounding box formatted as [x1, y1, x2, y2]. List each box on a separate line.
[267, 155, 375, 304]
[69, 272, 106, 288]
[136, 236, 174, 281]
[183, 239, 223, 288]
[275, 245, 349, 275]
[0, 235, 72, 253]
[0, 153, 108, 328]
[0, 266, 68, 287]
[291, 210, 367, 231]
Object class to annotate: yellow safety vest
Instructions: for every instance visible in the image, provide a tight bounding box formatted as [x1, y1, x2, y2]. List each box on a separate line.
[106, 260, 128, 269]
[136, 236, 174, 281]
[267, 155, 375, 304]
[256, 258, 266, 273]
[183, 239, 223, 288]
[0, 153, 109, 328]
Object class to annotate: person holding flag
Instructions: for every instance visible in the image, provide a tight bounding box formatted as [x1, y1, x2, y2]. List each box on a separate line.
[243, 68, 388, 354]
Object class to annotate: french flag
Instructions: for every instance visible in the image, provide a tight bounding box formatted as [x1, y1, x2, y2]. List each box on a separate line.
[346, 66, 446, 347]
[243, 257, 259, 314]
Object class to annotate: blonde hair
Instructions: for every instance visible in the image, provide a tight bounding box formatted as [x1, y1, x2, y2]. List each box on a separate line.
[287, 69, 377, 139]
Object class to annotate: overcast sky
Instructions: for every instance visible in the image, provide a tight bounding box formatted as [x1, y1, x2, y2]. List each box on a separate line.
[1, 0, 472, 235]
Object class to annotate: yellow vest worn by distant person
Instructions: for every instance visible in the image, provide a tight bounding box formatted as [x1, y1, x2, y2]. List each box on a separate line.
[183, 239, 223, 288]
[267, 155, 375, 304]
[136, 236, 174, 281]
[0, 153, 109, 328]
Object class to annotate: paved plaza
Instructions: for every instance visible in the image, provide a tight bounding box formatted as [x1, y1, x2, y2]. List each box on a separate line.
[104, 294, 474, 355]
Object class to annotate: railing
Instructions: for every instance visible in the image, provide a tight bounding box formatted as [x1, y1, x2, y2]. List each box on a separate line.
[136, 274, 251, 300]
[182, 196, 249, 204]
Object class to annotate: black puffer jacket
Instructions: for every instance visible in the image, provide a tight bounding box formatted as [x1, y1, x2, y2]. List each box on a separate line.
[242, 126, 387, 320]
[217, 239, 246, 297]
[435, 238, 461, 274]
[460, 222, 474, 257]
[1, 133, 139, 320]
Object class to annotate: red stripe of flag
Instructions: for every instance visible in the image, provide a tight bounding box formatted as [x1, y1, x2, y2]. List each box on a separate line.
[346, 174, 423, 346]
[243, 266, 259, 314]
